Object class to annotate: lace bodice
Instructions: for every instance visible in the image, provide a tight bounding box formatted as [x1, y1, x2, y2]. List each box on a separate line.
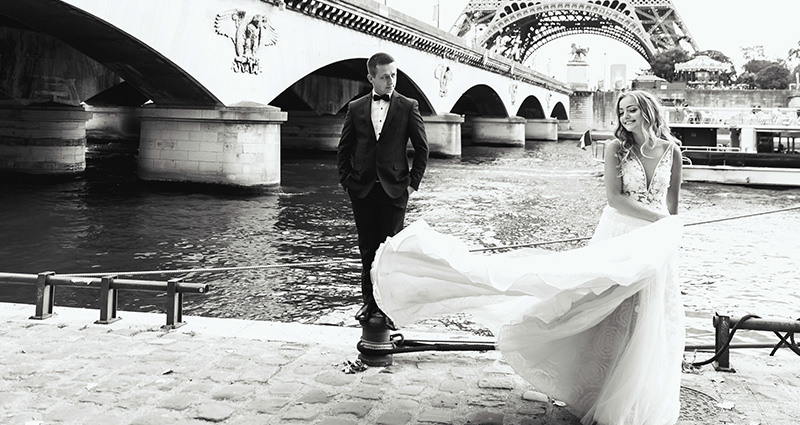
[619, 143, 674, 213]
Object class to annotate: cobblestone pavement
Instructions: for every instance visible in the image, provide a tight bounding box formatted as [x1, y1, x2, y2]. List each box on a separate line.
[1, 303, 799, 425]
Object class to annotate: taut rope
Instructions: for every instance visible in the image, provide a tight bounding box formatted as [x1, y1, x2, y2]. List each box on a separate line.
[470, 204, 800, 252]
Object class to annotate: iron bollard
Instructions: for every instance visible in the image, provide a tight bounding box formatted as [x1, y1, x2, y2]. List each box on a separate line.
[356, 314, 393, 366]
[30, 272, 56, 320]
[96, 275, 121, 324]
[713, 314, 733, 372]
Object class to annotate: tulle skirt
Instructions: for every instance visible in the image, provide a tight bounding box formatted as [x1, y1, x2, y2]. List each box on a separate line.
[372, 206, 685, 424]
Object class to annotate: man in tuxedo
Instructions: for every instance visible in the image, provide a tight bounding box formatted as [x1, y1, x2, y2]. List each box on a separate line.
[337, 52, 429, 327]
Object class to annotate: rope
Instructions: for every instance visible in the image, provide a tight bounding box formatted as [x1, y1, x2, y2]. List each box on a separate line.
[689, 314, 761, 367]
[471, 204, 800, 252]
[55, 204, 800, 277]
[684, 204, 800, 227]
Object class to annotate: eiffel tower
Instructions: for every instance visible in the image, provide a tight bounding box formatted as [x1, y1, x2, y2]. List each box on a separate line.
[451, 0, 699, 63]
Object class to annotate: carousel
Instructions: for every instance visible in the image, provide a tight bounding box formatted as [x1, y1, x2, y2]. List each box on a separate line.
[674, 55, 733, 88]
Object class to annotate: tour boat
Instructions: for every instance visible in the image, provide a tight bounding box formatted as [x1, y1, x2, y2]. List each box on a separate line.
[586, 126, 800, 187]
[677, 124, 800, 187]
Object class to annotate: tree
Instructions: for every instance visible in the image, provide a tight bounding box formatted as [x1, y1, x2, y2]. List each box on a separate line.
[648, 48, 690, 82]
[741, 45, 766, 61]
[736, 72, 757, 89]
[742, 59, 779, 75]
[788, 41, 800, 84]
[696, 49, 732, 65]
[754, 64, 792, 89]
[788, 40, 800, 64]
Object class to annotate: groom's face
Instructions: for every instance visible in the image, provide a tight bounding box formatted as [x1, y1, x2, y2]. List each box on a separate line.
[368, 62, 397, 96]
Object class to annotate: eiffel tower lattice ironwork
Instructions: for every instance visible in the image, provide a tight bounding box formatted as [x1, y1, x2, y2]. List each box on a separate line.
[450, 0, 699, 63]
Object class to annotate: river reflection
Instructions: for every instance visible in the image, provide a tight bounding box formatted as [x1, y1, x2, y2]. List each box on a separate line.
[1, 142, 798, 345]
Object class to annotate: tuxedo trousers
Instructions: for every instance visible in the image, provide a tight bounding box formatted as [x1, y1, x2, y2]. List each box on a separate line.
[349, 183, 408, 307]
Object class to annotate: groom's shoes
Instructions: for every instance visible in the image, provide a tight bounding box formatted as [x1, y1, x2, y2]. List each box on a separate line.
[372, 309, 398, 331]
[354, 303, 376, 321]
[383, 314, 398, 331]
[354, 304, 397, 330]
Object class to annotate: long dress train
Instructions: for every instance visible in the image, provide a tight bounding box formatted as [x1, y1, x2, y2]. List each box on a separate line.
[371, 143, 685, 425]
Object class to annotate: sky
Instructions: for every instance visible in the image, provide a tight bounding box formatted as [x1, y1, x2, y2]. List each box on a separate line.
[381, 0, 800, 87]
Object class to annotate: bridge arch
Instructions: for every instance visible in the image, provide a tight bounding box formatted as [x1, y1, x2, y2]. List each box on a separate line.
[269, 58, 436, 117]
[550, 101, 568, 120]
[476, 1, 656, 63]
[516, 96, 546, 119]
[0, 0, 220, 107]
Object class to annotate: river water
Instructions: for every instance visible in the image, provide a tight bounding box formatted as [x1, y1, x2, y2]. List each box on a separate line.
[2, 141, 799, 346]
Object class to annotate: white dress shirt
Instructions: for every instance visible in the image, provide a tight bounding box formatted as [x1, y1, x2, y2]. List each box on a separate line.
[371, 91, 391, 140]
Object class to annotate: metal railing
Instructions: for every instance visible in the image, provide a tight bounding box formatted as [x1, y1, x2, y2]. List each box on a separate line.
[0, 272, 209, 329]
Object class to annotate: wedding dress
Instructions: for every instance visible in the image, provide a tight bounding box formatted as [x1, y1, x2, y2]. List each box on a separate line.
[372, 143, 684, 425]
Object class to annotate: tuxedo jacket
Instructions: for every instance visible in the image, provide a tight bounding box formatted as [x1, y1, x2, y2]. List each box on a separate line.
[337, 91, 429, 199]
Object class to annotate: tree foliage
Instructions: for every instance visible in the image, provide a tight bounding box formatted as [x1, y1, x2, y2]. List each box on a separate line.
[648, 48, 690, 82]
[742, 59, 777, 75]
[740, 45, 766, 61]
[755, 65, 792, 89]
[696, 49, 732, 65]
[736, 72, 757, 89]
[788, 41, 800, 63]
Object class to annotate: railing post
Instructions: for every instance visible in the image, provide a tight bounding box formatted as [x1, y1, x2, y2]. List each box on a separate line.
[713, 313, 734, 372]
[30, 271, 56, 320]
[96, 275, 121, 324]
[164, 277, 185, 329]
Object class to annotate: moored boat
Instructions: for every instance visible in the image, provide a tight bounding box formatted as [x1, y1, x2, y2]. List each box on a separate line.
[678, 124, 800, 187]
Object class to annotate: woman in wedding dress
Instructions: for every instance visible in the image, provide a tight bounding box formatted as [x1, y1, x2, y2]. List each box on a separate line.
[371, 90, 685, 425]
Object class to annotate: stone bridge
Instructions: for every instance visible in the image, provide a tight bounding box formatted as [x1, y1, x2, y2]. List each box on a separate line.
[0, 0, 576, 188]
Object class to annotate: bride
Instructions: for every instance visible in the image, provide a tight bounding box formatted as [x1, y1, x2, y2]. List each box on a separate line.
[371, 90, 685, 425]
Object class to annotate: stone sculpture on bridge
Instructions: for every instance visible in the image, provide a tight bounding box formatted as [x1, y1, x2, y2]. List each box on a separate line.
[215, 9, 279, 74]
[569, 43, 589, 62]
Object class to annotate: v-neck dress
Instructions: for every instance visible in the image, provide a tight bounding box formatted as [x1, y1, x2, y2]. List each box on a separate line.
[371, 141, 685, 424]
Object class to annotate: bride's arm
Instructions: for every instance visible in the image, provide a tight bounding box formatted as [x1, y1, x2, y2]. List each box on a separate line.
[666, 143, 682, 215]
[603, 140, 668, 222]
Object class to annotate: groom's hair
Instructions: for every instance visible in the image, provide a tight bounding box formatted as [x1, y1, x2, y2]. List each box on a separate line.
[367, 52, 395, 77]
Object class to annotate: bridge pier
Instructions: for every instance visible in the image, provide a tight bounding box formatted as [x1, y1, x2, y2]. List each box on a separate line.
[85, 106, 141, 143]
[0, 105, 92, 176]
[525, 118, 559, 141]
[469, 116, 526, 147]
[138, 104, 287, 188]
[281, 112, 343, 151]
[424, 114, 464, 158]
[569, 91, 593, 132]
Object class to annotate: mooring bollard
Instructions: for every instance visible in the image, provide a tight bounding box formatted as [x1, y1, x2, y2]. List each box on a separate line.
[356, 314, 394, 366]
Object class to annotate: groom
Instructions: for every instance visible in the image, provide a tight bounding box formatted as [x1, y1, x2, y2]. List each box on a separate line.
[337, 52, 429, 327]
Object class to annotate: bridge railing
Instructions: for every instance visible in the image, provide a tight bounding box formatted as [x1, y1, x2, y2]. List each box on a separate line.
[0, 271, 209, 329]
[285, 0, 572, 94]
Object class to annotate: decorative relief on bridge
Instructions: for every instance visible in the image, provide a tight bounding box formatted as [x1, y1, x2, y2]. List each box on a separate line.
[30, 76, 80, 106]
[215, 10, 279, 74]
[434, 64, 453, 97]
[509, 83, 518, 105]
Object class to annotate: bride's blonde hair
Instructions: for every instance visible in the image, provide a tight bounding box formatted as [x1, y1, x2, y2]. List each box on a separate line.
[613, 90, 681, 163]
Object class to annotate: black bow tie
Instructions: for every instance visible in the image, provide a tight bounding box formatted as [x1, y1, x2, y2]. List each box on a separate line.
[372, 93, 390, 102]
